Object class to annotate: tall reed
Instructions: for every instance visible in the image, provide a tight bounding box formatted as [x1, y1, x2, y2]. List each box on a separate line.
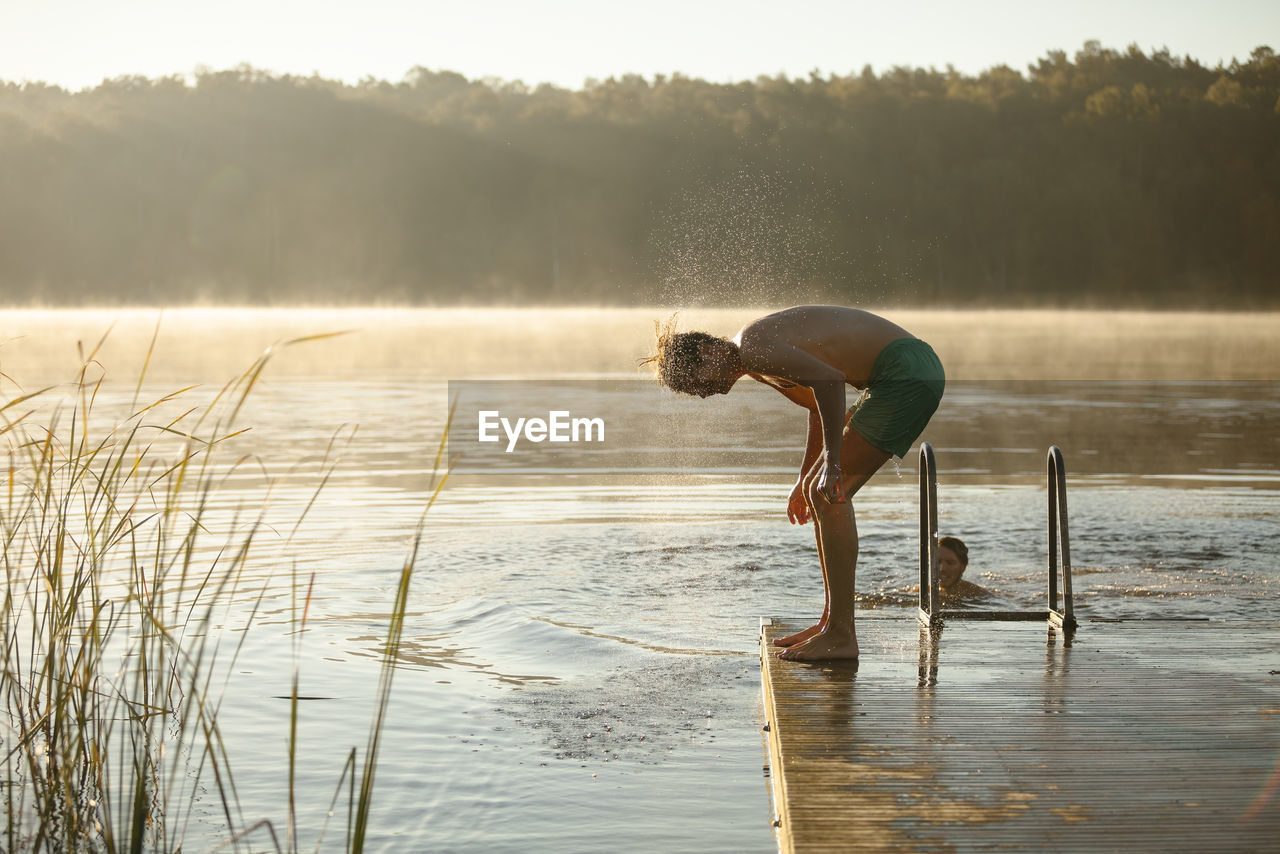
[0, 329, 445, 852]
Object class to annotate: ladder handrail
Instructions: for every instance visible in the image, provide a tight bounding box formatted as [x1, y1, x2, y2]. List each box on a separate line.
[916, 443, 1079, 631]
[918, 443, 940, 623]
[1047, 445, 1077, 628]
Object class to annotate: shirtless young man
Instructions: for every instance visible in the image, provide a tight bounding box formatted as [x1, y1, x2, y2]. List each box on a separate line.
[644, 306, 945, 660]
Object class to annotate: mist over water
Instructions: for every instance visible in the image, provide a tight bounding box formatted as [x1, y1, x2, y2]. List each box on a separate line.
[2, 307, 1277, 852]
[3, 307, 1276, 384]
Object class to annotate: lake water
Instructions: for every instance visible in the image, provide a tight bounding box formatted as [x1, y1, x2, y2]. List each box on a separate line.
[2, 308, 1278, 852]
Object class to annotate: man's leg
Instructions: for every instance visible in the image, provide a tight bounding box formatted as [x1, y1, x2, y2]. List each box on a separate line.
[773, 456, 830, 647]
[777, 429, 891, 661]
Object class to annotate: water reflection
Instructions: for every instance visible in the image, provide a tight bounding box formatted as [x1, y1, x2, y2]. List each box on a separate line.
[914, 617, 1074, 689]
[918, 622, 942, 688]
[349, 632, 564, 686]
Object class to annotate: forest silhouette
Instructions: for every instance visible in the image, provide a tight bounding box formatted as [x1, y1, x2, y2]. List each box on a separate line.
[1, 41, 1277, 307]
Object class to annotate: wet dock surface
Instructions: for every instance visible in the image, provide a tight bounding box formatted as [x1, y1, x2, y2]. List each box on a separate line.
[759, 616, 1280, 852]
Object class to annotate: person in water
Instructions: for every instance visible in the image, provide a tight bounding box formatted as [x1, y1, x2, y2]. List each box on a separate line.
[937, 536, 990, 598]
[643, 306, 945, 660]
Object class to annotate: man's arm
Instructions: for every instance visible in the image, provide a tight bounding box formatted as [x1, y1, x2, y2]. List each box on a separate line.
[781, 410, 826, 524]
[806, 377, 849, 502]
[739, 336, 848, 503]
[743, 374, 824, 479]
[745, 376, 826, 521]
[798, 409, 823, 478]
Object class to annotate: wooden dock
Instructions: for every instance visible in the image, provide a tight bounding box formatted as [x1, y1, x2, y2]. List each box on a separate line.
[760, 616, 1280, 852]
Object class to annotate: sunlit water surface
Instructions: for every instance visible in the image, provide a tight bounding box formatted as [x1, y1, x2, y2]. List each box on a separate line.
[3, 308, 1277, 853]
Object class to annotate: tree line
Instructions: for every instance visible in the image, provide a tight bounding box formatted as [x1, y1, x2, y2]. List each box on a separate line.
[1, 41, 1277, 307]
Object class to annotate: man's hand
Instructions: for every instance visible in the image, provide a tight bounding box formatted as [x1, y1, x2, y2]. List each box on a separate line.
[787, 481, 810, 525]
[816, 461, 846, 504]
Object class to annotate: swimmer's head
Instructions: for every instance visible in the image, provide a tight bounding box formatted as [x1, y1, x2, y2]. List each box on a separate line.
[640, 315, 741, 397]
[938, 536, 969, 589]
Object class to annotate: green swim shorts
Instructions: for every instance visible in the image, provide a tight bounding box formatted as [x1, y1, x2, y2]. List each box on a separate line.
[845, 338, 945, 459]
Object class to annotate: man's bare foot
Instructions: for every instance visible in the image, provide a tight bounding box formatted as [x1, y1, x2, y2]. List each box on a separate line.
[772, 622, 825, 647]
[776, 628, 860, 661]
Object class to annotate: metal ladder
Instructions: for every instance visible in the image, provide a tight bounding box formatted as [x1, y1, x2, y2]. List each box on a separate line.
[917, 442, 1078, 629]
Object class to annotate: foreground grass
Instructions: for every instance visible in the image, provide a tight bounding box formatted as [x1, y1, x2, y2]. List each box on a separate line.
[1, 329, 447, 853]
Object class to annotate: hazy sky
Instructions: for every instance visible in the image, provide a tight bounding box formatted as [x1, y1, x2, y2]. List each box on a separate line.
[2, 0, 1276, 91]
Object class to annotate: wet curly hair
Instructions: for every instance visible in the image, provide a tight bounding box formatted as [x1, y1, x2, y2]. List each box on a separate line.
[638, 314, 723, 395]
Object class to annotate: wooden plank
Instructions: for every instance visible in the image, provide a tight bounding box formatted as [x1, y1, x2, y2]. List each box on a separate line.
[760, 616, 1280, 852]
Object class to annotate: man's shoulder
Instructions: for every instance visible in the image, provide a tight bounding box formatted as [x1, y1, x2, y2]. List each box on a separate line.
[733, 318, 774, 353]
[734, 320, 766, 347]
